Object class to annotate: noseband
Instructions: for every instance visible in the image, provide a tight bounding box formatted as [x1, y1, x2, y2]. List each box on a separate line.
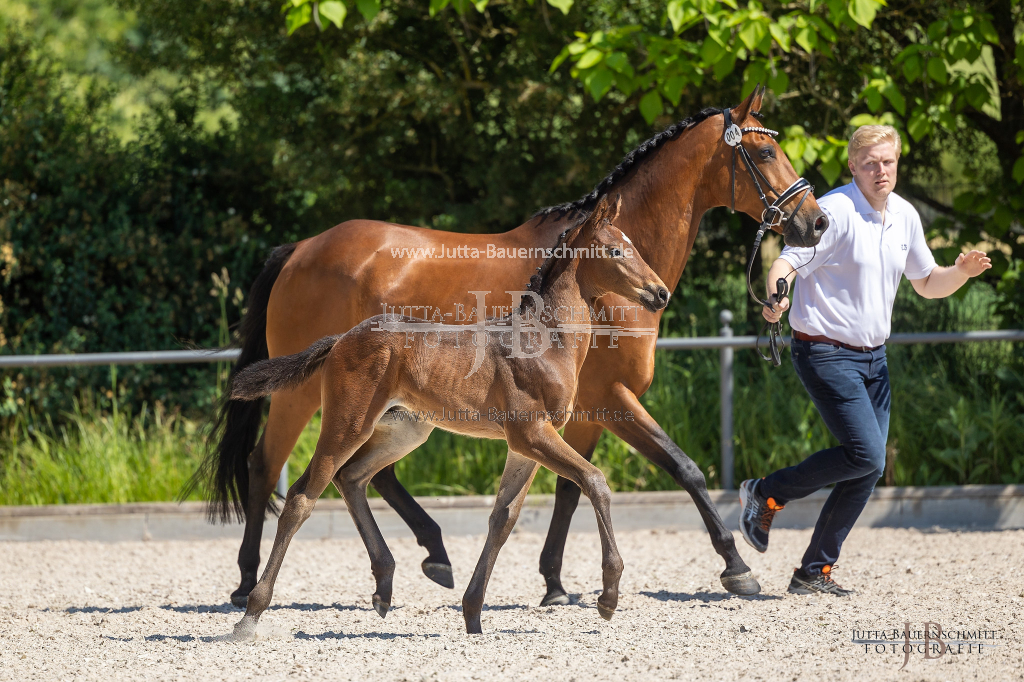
[722, 108, 815, 366]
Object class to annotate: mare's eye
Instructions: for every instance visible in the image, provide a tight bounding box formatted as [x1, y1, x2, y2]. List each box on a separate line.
[610, 248, 623, 258]
[760, 146, 775, 160]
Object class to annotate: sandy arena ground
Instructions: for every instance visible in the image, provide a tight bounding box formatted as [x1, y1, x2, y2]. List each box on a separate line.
[0, 527, 1020, 681]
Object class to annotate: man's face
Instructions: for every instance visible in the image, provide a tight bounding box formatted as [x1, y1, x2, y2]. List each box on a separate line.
[849, 141, 899, 207]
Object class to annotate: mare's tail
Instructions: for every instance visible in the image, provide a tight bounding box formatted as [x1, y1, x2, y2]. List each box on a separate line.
[230, 334, 342, 401]
[184, 243, 297, 523]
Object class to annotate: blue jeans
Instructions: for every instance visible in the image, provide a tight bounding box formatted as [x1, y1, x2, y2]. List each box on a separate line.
[759, 339, 890, 575]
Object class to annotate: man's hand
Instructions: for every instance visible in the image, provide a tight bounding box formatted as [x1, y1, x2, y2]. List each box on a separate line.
[762, 296, 790, 324]
[910, 249, 992, 299]
[955, 250, 992, 278]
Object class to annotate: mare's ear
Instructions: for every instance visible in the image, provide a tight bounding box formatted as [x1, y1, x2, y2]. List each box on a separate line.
[731, 84, 763, 123]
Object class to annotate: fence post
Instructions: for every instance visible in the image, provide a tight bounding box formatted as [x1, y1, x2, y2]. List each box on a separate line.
[277, 464, 289, 499]
[719, 309, 734, 490]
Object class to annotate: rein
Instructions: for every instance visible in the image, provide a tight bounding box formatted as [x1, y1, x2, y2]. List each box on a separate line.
[722, 108, 814, 366]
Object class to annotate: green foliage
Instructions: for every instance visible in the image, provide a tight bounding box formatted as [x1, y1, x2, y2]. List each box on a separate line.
[0, 393, 207, 505]
[0, 33, 301, 420]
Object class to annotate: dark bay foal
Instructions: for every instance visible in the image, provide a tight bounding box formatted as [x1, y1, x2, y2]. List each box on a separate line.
[229, 197, 670, 635]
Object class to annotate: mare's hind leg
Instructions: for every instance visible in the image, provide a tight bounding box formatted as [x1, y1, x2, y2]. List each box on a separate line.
[462, 451, 539, 634]
[333, 418, 436, 616]
[538, 419, 605, 606]
[508, 423, 624, 622]
[233, 381, 320, 608]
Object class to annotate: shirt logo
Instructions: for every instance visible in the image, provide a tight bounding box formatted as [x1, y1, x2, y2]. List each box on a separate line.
[901, 244, 908, 251]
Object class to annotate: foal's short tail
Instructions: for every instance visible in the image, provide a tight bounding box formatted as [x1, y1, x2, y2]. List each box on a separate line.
[231, 335, 343, 401]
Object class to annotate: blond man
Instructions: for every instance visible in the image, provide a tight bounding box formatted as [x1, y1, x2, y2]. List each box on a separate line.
[737, 125, 991, 595]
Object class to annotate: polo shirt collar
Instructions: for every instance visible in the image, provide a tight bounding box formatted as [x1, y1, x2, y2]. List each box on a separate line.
[849, 179, 900, 218]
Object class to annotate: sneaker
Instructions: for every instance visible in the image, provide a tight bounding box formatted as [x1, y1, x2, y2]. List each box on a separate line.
[788, 565, 855, 596]
[738, 478, 784, 553]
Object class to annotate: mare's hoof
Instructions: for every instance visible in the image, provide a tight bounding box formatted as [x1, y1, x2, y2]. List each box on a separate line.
[465, 618, 483, 635]
[230, 590, 249, 609]
[540, 590, 570, 607]
[721, 570, 761, 596]
[597, 603, 616, 621]
[422, 562, 455, 589]
[372, 594, 390, 619]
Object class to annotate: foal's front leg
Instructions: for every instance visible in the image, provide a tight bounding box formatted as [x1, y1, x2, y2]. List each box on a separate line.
[509, 423, 624, 621]
[462, 450, 539, 634]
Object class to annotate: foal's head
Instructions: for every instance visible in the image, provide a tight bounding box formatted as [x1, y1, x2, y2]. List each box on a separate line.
[566, 196, 671, 313]
[711, 86, 829, 248]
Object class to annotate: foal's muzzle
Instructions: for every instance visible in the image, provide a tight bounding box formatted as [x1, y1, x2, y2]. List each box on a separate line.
[639, 284, 671, 312]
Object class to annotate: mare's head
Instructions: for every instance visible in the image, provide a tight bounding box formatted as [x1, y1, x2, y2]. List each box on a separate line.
[707, 86, 829, 248]
[565, 196, 670, 313]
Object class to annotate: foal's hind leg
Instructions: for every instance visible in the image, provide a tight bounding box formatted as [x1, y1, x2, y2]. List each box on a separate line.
[462, 451, 539, 634]
[333, 419, 436, 616]
[233, 382, 320, 608]
[233, 437, 362, 639]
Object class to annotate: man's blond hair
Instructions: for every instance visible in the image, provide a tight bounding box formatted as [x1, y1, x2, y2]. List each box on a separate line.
[848, 125, 901, 160]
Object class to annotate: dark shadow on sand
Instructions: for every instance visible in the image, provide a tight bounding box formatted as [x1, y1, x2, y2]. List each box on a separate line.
[640, 590, 781, 603]
[268, 602, 376, 613]
[294, 630, 440, 641]
[61, 605, 145, 614]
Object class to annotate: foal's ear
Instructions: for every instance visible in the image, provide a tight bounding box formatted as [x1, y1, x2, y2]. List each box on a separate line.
[731, 84, 763, 123]
[610, 194, 622, 222]
[589, 194, 612, 228]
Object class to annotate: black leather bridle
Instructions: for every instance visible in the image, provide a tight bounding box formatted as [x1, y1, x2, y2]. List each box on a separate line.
[722, 107, 815, 366]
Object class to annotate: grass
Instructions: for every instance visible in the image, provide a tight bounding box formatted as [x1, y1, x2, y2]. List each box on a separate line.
[2, 282, 1022, 506]
[0, 394, 205, 505]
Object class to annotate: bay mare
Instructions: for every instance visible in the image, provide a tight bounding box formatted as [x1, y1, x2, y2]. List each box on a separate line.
[195, 87, 829, 608]
[228, 198, 670, 634]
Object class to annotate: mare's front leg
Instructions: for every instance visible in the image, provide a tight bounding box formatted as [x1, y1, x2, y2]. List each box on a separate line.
[604, 384, 760, 595]
[510, 423, 624, 621]
[462, 450, 539, 634]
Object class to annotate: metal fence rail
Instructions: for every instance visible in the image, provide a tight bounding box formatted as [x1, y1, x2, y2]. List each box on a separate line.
[3, 313, 1022, 495]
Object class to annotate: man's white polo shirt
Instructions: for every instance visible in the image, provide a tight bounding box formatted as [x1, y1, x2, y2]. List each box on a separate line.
[779, 181, 936, 348]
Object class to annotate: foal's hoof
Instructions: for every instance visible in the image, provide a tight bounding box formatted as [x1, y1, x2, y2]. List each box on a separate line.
[540, 590, 571, 607]
[597, 603, 616, 621]
[372, 594, 390, 619]
[232, 616, 258, 641]
[422, 562, 455, 589]
[721, 570, 761, 596]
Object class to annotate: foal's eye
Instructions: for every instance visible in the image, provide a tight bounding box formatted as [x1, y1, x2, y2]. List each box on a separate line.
[610, 248, 623, 258]
[759, 146, 775, 160]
